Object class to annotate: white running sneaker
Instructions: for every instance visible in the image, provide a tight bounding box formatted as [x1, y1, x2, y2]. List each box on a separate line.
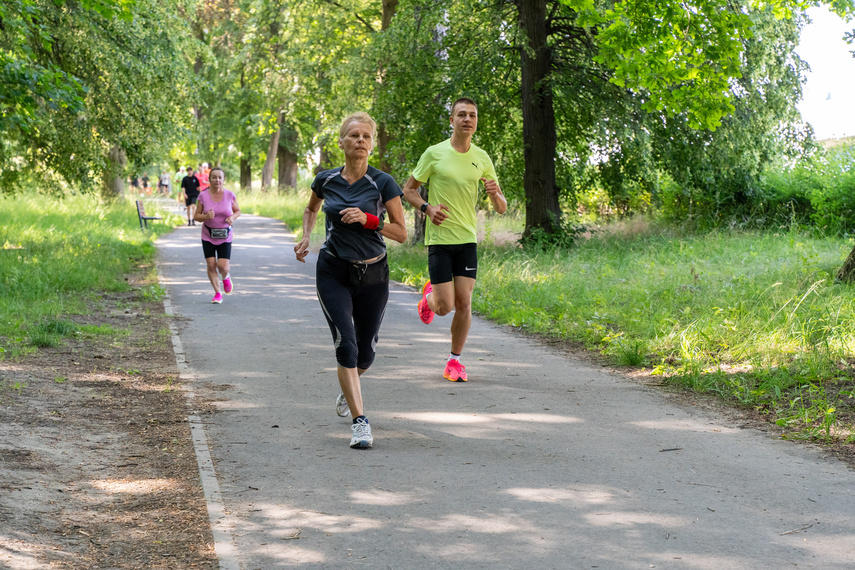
[335, 391, 350, 417]
[350, 417, 373, 449]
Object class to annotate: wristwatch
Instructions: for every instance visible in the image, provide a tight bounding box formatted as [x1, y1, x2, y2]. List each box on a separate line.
[420, 202, 429, 213]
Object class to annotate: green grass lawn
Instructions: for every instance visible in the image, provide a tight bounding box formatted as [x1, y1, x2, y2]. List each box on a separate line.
[0, 192, 180, 357]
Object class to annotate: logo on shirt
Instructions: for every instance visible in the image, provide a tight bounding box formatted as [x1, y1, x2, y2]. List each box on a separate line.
[471, 162, 478, 169]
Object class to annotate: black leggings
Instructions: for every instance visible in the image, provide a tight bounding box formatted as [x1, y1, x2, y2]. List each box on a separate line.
[316, 249, 389, 369]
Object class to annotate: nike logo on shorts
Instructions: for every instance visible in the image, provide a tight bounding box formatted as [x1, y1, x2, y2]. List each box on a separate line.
[465, 266, 477, 271]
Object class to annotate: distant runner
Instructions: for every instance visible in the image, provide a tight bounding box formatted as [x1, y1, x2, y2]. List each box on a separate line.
[195, 167, 240, 304]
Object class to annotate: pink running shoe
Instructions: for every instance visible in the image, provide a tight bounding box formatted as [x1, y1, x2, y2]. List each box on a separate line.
[223, 276, 233, 294]
[418, 281, 434, 324]
[211, 292, 223, 304]
[443, 359, 467, 382]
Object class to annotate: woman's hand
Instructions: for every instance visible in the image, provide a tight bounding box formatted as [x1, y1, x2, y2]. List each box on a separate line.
[339, 207, 367, 225]
[294, 237, 311, 263]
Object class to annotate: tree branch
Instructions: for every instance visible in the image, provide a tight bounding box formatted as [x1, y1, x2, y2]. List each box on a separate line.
[319, 0, 376, 33]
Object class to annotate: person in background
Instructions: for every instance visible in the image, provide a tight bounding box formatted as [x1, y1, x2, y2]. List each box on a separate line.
[195, 167, 240, 304]
[181, 167, 201, 226]
[294, 112, 407, 449]
[175, 166, 187, 192]
[159, 170, 171, 196]
[196, 162, 210, 193]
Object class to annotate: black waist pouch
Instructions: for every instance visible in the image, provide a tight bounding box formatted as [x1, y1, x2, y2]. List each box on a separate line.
[349, 255, 388, 287]
[208, 226, 230, 239]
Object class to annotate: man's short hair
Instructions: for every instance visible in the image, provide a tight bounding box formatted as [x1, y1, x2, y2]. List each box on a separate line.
[451, 97, 478, 115]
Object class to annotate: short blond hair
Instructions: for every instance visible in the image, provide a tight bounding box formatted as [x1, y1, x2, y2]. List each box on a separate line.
[339, 112, 377, 140]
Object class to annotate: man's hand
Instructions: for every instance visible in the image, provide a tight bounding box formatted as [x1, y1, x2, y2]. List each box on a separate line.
[482, 178, 507, 214]
[426, 203, 450, 226]
[482, 177, 502, 197]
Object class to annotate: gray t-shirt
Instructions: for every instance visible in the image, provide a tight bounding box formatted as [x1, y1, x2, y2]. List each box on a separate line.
[311, 165, 403, 261]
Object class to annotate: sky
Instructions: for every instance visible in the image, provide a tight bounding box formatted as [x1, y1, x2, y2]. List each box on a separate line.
[796, 7, 855, 140]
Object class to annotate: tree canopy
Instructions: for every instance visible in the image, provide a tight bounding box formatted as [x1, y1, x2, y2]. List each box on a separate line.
[2, 0, 852, 235]
[1, 0, 194, 193]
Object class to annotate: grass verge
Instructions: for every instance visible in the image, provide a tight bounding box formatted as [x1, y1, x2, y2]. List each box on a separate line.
[388, 218, 855, 444]
[0, 192, 178, 359]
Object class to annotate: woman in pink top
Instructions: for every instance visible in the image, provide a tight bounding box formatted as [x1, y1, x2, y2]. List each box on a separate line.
[194, 167, 241, 304]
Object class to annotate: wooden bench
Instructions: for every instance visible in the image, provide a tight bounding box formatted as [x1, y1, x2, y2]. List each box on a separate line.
[136, 200, 162, 230]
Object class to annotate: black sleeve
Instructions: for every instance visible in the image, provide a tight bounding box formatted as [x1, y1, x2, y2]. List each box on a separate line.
[379, 173, 404, 203]
[310, 174, 323, 200]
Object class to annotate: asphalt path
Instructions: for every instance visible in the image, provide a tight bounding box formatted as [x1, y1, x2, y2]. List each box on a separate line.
[156, 211, 855, 569]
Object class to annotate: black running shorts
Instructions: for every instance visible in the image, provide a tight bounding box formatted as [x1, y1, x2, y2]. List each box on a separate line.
[202, 239, 231, 260]
[427, 243, 478, 284]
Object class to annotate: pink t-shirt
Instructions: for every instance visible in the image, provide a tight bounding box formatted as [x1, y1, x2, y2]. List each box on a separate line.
[198, 189, 237, 245]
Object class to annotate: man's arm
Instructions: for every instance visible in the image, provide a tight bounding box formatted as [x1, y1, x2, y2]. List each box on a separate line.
[402, 175, 449, 226]
[401, 176, 425, 209]
[482, 178, 507, 214]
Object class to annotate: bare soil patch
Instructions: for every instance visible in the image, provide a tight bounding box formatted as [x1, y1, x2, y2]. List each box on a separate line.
[0, 271, 216, 569]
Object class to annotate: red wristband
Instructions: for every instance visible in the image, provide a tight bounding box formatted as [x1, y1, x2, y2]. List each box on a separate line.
[363, 213, 379, 230]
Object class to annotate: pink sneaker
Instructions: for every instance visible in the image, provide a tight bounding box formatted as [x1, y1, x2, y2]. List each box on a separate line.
[211, 293, 223, 304]
[443, 359, 467, 382]
[223, 276, 233, 294]
[418, 281, 434, 324]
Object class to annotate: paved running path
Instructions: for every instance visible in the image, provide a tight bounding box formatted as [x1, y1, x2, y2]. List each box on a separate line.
[156, 213, 855, 569]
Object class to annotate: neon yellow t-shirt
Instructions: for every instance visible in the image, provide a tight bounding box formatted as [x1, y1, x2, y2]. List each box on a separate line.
[412, 138, 498, 245]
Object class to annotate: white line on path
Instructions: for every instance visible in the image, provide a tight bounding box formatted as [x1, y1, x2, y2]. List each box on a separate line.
[160, 281, 240, 570]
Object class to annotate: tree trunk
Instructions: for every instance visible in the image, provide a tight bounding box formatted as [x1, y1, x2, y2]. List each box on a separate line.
[837, 245, 855, 282]
[315, 146, 333, 174]
[376, 0, 398, 174]
[101, 145, 126, 201]
[382, 0, 398, 29]
[278, 127, 298, 191]
[516, 0, 561, 239]
[240, 156, 252, 192]
[261, 110, 283, 191]
[377, 125, 392, 173]
[412, 185, 429, 245]
[193, 55, 205, 156]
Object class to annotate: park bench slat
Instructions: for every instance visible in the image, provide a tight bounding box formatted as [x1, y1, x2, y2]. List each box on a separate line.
[136, 200, 162, 230]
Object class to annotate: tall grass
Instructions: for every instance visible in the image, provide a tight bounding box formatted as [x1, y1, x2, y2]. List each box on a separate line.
[239, 190, 315, 233]
[0, 193, 177, 357]
[388, 219, 855, 442]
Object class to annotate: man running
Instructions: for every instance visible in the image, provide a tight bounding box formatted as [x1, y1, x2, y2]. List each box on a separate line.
[181, 167, 201, 226]
[401, 97, 507, 382]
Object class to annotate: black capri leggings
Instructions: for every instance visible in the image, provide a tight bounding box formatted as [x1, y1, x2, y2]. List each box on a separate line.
[316, 249, 389, 369]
